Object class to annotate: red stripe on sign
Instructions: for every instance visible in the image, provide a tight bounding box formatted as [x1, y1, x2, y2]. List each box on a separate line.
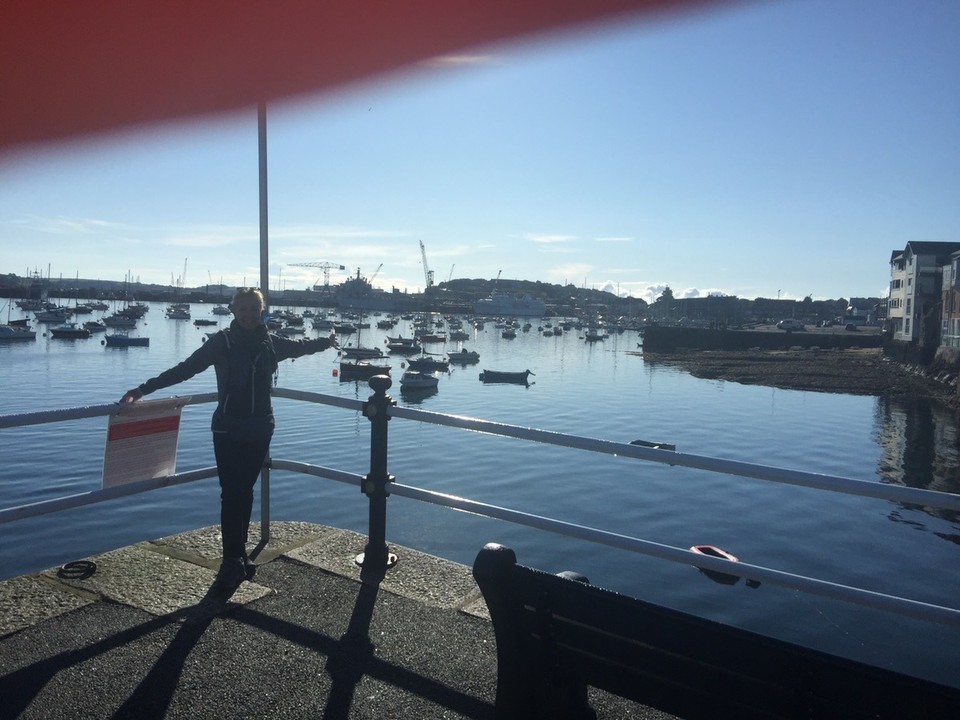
[109, 415, 181, 441]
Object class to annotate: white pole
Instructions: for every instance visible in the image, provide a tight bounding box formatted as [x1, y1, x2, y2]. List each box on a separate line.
[257, 101, 271, 542]
[258, 102, 269, 311]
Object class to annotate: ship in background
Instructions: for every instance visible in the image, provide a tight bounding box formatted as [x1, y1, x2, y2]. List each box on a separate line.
[473, 290, 546, 317]
[337, 268, 415, 312]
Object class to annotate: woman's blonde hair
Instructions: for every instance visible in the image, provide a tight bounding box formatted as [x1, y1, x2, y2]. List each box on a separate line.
[230, 287, 265, 310]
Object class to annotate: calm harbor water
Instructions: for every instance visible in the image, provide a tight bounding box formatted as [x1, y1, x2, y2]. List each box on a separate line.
[1, 301, 959, 687]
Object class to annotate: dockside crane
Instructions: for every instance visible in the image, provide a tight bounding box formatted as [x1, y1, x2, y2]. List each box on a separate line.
[420, 240, 434, 289]
[289, 261, 345, 289]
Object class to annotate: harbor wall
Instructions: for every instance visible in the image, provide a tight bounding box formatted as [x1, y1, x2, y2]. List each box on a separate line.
[641, 325, 882, 352]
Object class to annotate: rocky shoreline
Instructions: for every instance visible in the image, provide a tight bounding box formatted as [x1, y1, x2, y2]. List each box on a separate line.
[641, 347, 960, 409]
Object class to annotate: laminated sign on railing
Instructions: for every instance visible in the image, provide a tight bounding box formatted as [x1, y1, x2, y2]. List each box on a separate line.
[102, 397, 188, 488]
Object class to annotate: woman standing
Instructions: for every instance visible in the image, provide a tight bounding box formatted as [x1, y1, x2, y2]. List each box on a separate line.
[120, 288, 338, 590]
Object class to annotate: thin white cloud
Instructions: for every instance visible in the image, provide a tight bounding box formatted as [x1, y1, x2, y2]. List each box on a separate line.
[161, 225, 254, 248]
[272, 225, 410, 241]
[593, 236, 633, 243]
[545, 262, 595, 286]
[6, 214, 128, 235]
[526, 233, 577, 244]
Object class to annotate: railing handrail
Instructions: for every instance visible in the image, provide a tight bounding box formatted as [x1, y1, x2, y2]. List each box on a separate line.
[3, 385, 960, 629]
[6, 385, 959, 514]
[266, 458, 960, 627]
[382, 401, 960, 512]
[0, 392, 220, 429]
[6, 386, 960, 513]
[0, 467, 220, 524]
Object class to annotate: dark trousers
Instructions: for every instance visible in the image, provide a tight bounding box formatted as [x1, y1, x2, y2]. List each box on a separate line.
[212, 432, 271, 559]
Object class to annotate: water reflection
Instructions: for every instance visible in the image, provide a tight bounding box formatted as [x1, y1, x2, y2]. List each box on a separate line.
[398, 385, 439, 404]
[873, 395, 960, 530]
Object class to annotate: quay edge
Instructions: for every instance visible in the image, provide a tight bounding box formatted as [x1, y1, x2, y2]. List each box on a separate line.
[0, 521, 672, 720]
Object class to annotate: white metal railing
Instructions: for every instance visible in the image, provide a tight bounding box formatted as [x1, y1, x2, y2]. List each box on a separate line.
[2, 385, 960, 629]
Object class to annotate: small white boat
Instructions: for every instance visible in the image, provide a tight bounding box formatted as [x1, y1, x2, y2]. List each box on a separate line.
[407, 355, 449, 372]
[165, 304, 191, 320]
[339, 360, 391, 381]
[399, 370, 439, 390]
[34, 308, 72, 323]
[104, 331, 149, 347]
[341, 345, 385, 359]
[386, 337, 422, 355]
[103, 314, 137, 328]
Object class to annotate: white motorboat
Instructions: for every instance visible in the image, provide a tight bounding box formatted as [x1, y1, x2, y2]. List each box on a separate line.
[399, 370, 439, 390]
[341, 345, 385, 359]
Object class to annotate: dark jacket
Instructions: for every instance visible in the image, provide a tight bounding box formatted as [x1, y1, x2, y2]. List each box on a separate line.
[137, 321, 333, 438]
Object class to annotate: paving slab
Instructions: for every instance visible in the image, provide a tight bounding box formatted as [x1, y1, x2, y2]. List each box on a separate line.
[0, 521, 675, 719]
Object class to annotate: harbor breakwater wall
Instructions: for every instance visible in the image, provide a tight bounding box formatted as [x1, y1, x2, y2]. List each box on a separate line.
[641, 326, 883, 353]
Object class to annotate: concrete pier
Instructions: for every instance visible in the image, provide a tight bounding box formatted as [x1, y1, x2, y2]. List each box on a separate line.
[0, 522, 672, 719]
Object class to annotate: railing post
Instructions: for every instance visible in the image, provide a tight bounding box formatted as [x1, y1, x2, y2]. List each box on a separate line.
[356, 374, 398, 569]
[260, 457, 271, 544]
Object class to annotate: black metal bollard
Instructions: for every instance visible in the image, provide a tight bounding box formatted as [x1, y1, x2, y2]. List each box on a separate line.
[356, 374, 398, 569]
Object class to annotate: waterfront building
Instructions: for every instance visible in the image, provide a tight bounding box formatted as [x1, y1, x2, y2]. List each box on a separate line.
[888, 241, 960, 344]
[940, 249, 960, 350]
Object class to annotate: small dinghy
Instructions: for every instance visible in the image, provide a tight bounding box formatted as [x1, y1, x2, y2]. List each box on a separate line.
[479, 369, 534, 385]
[690, 545, 750, 586]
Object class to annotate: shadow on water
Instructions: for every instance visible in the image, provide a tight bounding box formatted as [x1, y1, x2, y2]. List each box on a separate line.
[874, 395, 960, 537]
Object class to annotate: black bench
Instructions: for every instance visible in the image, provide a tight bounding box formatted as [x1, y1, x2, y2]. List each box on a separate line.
[472, 543, 960, 720]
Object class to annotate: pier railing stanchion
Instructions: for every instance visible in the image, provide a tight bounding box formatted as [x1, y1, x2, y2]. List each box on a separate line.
[260, 456, 271, 544]
[356, 374, 398, 569]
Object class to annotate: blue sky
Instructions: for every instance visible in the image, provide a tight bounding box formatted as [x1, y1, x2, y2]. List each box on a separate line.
[2, 0, 957, 304]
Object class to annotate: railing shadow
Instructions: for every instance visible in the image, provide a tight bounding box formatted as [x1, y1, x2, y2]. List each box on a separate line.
[0, 569, 494, 720]
[322, 564, 384, 720]
[110, 587, 225, 720]
[0, 588, 227, 720]
[229, 560, 495, 719]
